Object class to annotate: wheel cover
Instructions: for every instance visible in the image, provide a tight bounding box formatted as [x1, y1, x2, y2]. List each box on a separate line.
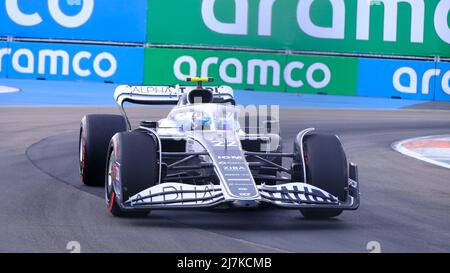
[105, 150, 115, 206]
[106, 147, 123, 204]
[79, 130, 86, 179]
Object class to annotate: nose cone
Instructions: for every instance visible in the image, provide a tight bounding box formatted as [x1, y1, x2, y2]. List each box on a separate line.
[232, 200, 259, 208]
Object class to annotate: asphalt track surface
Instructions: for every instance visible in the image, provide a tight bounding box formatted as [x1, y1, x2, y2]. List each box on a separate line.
[1, 107, 449, 252]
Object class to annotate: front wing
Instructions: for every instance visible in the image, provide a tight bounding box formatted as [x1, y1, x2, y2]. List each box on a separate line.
[120, 180, 359, 210]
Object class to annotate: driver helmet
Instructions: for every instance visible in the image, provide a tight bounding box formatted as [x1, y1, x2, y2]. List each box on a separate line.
[192, 112, 212, 130]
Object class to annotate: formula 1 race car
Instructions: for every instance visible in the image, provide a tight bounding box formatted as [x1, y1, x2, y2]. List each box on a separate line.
[78, 77, 359, 219]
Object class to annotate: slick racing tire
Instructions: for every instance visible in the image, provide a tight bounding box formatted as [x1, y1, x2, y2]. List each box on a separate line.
[79, 115, 127, 186]
[105, 131, 159, 217]
[299, 134, 348, 219]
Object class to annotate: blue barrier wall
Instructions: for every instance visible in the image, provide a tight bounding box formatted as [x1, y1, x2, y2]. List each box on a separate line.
[357, 58, 437, 101]
[0, 41, 8, 78]
[2, 41, 144, 83]
[0, 1, 449, 103]
[0, 0, 147, 42]
[357, 58, 450, 102]
[435, 62, 450, 102]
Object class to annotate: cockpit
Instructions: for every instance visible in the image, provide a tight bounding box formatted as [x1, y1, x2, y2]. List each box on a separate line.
[157, 77, 240, 134]
[168, 104, 241, 132]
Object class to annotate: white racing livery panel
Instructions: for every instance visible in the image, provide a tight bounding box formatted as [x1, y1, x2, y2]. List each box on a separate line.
[114, 84, 234, 105]
[124, 183, 224, 208]
[123, 182, 347, 209]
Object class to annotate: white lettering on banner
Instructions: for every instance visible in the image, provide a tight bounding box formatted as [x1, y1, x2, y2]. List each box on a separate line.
[442, 71, 450, 95]
[393, 67, 417, 94]
[201, 0, 448, 44]
[48, 0, 94, 28]
[73, 51, 92, 77]
[5, 0, 94, 28]
[284, 61, 304, 88]
[434, 0, 450, 44]
[219, 58, 243, 84]
[0, 48, 12, 73]
[12, 49, 34, 74]
[5, 0, 42, 26]
[174, 56, 197, 80]
[1, 47, 117, 78]
[258, 0, 276, 36]
[393, 67, 449, 95]
[421, 69, 441, 95]
[201, 0, 248, 35]
[297, 0, 345, 39]
[357, 0, 425, 43]
[39, 50, 70, 75]
[247, 59, 280, 86]
[201, 57, 219, 77]
[173, 55, 331, 89]
[306, 63, 331, 89]
[93, 52, 117, 78]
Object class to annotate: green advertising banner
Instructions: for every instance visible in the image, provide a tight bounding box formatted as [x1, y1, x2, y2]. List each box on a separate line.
[144, 48, 358, 95]
[285, 54, 358, 95]
[147, 0, 450, 57]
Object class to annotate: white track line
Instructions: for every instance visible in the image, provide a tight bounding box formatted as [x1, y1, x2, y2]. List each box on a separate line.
[0, 86, 20, 94]
[392, 135, 450, 169]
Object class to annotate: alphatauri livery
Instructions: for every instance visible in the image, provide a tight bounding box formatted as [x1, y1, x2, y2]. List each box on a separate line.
[79, 77, 359, 218]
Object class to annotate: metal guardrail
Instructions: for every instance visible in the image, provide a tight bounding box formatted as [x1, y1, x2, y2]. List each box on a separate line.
[2, 36, 143, 47]
[147, 43, 446, 62]
[1, 35, 448, 62]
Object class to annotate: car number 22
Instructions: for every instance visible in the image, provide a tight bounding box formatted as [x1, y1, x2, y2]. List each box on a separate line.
[212, 140, 238, 147]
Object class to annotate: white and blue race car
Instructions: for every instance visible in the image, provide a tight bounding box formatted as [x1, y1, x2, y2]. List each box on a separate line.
[79, 77, 359, 218]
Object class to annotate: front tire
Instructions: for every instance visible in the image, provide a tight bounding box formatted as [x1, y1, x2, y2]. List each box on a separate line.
[299, 134, 349, 219]
[105, 131, 159, 217]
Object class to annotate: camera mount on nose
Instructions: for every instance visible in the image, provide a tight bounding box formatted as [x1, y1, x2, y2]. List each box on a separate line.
[186, 77, 214, 88]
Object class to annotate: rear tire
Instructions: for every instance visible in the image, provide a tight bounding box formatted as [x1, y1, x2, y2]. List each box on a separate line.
[79, 115, 127, 186]
[299, 134, 348, 219]
[105, 131, 159, 217]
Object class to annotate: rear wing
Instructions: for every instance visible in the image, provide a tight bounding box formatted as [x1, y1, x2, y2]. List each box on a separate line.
[114, 84, 235, 129]
[114, 85, 234, 106]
